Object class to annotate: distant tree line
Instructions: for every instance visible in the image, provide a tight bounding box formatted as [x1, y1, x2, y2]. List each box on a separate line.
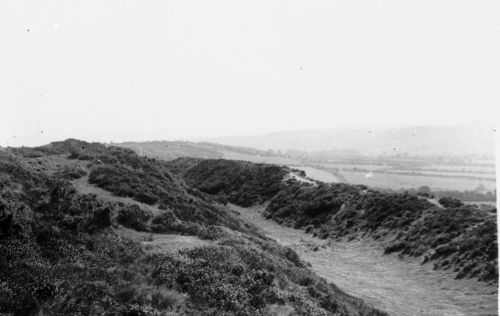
[385, 186, 497, 202]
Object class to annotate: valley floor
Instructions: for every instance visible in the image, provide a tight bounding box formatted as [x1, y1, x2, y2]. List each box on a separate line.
[230, 204, 498, 316]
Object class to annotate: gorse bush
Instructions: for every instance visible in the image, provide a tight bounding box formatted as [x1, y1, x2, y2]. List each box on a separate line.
[116, 205, 152, 231]
[151, 286, 186, 309]
[148, 237, 357, 316]
[172, 159, 289, 207]
[438, 196, 464, 208]
[55, 165, 87, 180]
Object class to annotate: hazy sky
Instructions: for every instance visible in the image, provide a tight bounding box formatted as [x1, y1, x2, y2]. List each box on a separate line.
[1, 0, 499, 146]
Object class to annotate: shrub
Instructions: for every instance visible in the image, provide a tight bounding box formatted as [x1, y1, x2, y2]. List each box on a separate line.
[439, 197, 464, 208]
[151, 286, 186, 309]
[56, 165, 87, 180]
[117, 205, 152, 232]
[284, 248, 303, 267]
[87, 206, 112, 231]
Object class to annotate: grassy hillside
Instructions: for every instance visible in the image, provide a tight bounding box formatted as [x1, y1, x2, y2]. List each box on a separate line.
[0, 140, 385, 316]
[177, 158, 498, 283]
[116, 140, 281, 162]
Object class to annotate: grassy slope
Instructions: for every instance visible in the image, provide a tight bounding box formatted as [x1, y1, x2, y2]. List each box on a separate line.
[176, 158, 498, 283]
[0, 140, 385, 316]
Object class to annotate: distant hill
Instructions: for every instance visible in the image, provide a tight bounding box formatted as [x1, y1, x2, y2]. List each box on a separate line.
[208, 125, 496, 158]
[116, 140, 302, 165]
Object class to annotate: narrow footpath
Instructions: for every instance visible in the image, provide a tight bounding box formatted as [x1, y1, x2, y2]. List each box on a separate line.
[230, 204, 498, 316]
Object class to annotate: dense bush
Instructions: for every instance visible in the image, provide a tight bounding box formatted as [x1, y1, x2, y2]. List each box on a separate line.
[387, 187, 497, 202]
[174, 159, 289, 207]
[55, 165, 87, 180]
[147, 236, 378, 316]
[116, 205, 152, 231]
[438, 196, 464, 208]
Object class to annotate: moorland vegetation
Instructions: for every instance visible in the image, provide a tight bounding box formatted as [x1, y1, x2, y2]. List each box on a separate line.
[177, 158, 498, 283]
[0, 140, 385, 316]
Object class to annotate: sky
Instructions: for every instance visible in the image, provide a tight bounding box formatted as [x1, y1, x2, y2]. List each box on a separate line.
[1, 0, 499, 147]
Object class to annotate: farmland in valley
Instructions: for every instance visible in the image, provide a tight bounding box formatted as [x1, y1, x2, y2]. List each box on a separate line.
[117, 140, 496, 197]
[300, 161, 496, 192]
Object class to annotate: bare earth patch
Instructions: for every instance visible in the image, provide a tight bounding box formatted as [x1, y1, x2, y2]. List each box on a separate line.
[119, 229, 211, 252]
[230, 204, 498, 316]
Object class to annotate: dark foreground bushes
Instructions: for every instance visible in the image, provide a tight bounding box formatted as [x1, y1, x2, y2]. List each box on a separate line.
[147, 234, 385, 316]
[0, 141, 388, 315]
[0, 180, 147, 315]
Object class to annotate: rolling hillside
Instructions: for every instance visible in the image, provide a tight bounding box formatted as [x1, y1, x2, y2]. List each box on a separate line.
[0, 140, 385, 316]
[209, 125, 496, 157]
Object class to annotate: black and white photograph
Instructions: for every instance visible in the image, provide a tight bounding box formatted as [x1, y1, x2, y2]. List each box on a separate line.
[1, 1, 498, 315]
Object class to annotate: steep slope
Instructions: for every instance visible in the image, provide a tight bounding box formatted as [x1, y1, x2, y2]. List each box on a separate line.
[0, 140, 386, 316]
[175, 158, 498, 283]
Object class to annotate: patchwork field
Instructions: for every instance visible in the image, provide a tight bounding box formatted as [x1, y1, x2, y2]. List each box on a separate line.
[298, 161, 496, 192]
[339, 169, 496, 191]
[290, 166, 341, 183]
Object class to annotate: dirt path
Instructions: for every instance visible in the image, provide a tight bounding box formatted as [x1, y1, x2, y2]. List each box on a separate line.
[71, 174, 208, 252]
[72, 175, 164, 216]
[230, 204, 498, 316]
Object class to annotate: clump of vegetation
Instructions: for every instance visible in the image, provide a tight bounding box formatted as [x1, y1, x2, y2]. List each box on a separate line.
[392, 207, 498, 281]
[387, 186, 497, 202]
[147, 235, 383, 316]
[116, 205, 152, 231]
[55, 164, 87, 180]
[438, 196, 464, 208]
[171, 159, 289, 207]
